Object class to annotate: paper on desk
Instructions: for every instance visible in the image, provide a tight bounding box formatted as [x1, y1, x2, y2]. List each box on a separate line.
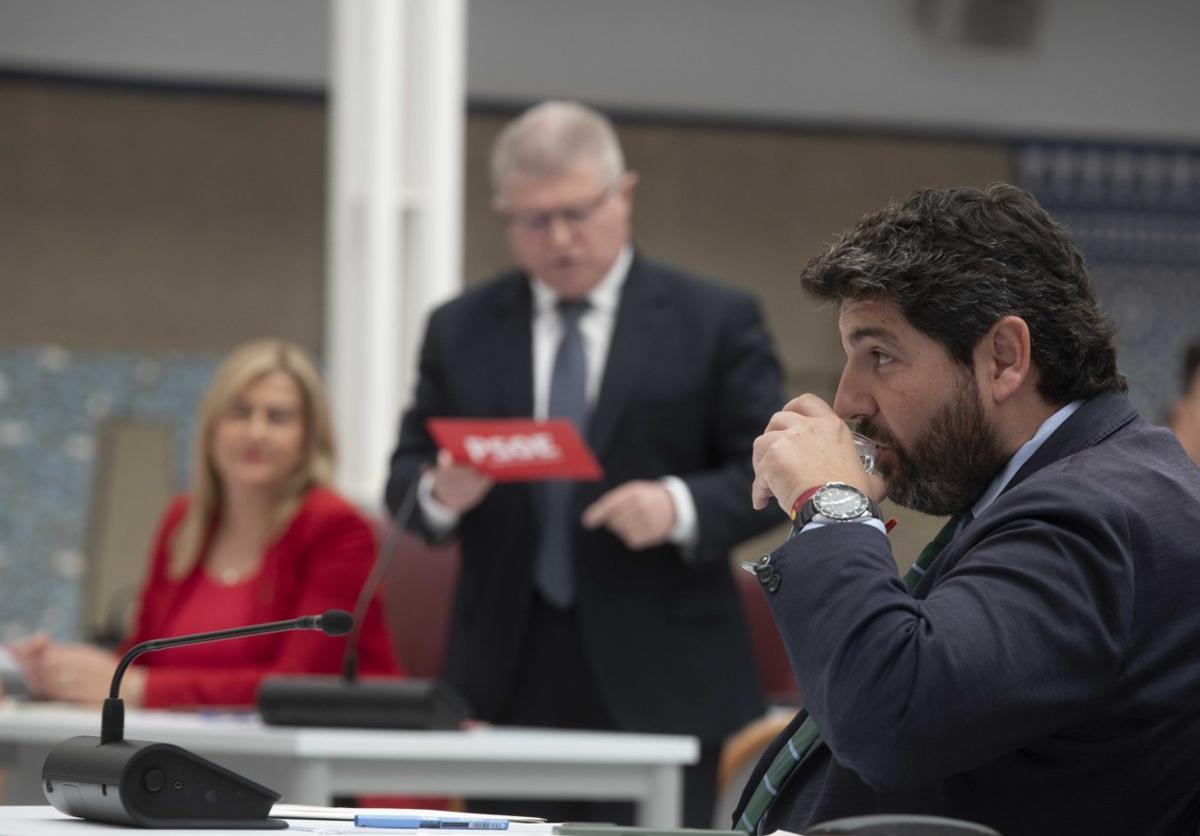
[0, 646, 31, 698]
[273, 804, 546, 824]
[286, 822, 557, 836]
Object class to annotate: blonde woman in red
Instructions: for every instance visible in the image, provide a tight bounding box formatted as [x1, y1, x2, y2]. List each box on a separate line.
[9, 339, 401, 707]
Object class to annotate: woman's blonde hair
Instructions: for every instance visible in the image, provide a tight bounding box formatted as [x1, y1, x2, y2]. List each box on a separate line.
[168, 339, 336, 579]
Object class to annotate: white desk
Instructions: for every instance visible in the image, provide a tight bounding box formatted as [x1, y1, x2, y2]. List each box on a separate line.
[0, 806, 230, 834]
[0, 806, 563, 835]
[0, 704, 697, 827]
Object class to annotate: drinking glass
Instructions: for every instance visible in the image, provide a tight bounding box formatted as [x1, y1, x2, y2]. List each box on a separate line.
[851, 430, 877, 476]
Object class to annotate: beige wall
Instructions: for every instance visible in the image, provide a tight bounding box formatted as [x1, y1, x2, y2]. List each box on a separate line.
[0, 78, 326, 354]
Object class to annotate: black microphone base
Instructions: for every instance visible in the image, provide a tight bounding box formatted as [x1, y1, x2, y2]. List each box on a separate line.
[258, 676, 470, 730]
[43, 735, 285, 829]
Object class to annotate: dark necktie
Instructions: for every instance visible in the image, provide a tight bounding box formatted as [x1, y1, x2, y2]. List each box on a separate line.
[738, 510, 972, 834]
[534, 299, 590, 607]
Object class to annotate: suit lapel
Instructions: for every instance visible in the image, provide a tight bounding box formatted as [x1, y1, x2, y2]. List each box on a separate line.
[491, 275, 534, 417]
[489, 258, 667, 463]
[588, 257, 668, 460]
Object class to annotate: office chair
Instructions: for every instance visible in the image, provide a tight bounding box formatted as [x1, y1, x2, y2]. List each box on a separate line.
[734, 552, 799, 704]
[379, 530, 461, 677]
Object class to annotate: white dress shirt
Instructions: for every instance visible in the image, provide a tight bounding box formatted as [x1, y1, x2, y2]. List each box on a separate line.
[419, 246, 699, 547]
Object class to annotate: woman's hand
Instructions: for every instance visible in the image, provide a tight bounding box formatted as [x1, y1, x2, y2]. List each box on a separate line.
[5, 638, 143, 705]
[5, 633, 52, 698]
[40, 643, 122, 704]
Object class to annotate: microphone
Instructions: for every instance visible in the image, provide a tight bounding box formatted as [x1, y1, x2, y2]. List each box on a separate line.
[42, 609, 352, 829]
[257, 470, 471, 731]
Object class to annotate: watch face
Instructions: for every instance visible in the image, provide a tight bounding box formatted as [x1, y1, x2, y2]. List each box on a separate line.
[814, 484, 870, 520]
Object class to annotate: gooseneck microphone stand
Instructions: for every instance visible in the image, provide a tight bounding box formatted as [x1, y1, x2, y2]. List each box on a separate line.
[43, 609, 352, 828]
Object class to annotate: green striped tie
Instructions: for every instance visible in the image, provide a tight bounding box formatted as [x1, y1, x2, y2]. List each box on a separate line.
[737, 512, 968, 834]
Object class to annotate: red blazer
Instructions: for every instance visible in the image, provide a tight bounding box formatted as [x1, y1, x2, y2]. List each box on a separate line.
[124, 486, 402, 707]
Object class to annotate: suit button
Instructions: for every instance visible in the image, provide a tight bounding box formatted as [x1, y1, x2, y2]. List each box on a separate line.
[757, 565, 781, 594]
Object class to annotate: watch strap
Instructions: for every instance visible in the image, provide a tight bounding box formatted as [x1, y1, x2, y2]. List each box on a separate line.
[789, 486, 823, 523]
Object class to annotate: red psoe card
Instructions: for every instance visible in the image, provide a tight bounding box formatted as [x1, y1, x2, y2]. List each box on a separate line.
[426, 417, 603, 482]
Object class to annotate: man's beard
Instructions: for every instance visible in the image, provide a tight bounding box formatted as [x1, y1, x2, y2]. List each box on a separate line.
[859, 371, 1008, 517]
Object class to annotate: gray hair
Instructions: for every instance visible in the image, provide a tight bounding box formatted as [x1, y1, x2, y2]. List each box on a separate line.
[490, 100, 625, 199]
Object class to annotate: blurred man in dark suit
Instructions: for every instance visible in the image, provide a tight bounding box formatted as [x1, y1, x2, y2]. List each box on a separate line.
[386, 100, 783, 827]
[736, 184, 1200, 836]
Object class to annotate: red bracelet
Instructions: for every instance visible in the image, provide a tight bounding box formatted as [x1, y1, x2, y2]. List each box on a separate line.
[789, 486, 823, 521]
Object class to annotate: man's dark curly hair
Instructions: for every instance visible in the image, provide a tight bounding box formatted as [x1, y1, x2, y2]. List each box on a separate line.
[801, 183, 1126, 403]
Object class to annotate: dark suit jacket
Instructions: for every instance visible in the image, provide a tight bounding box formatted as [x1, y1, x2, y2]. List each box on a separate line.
[733, 391, 1200, 835]
[385, 254, 783, 741]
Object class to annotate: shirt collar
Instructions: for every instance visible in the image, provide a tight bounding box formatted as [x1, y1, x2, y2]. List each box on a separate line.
[530, 246, 632, 315]
[971, 399, 1084, 518]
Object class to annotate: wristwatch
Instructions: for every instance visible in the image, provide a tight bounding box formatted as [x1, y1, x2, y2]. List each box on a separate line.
[795, 482, 881, 529]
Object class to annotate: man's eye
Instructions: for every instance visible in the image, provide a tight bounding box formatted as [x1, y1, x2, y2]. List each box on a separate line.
[513, 212, 550, 231]
[872, 350, 894, 367]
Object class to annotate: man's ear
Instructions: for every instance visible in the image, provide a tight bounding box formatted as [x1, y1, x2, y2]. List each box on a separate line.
[616, 170, 640, 206]
[979, 316, 1032, 404]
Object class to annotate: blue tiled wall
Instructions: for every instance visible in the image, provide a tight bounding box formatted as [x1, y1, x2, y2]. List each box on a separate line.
[0, 347, 218, 641]
[1016, 142, 1200, 420]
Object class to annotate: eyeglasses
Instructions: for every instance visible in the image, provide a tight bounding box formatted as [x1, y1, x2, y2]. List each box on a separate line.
[504, 183, 616, 234]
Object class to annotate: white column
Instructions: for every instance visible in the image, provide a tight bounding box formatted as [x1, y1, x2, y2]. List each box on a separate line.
[326, 0, 465, 508]
[404, 0, 466, 323]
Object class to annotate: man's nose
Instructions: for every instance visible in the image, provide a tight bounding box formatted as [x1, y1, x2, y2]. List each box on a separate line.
[546, 214, 574, 248]
[833, 366, 873, 423]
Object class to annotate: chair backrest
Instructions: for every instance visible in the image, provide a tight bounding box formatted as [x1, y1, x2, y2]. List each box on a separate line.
[83, 417, 175, 646]
[734, 565, 800, 704]
[379, 530, 461, 678]
[713, 708, 796, 828]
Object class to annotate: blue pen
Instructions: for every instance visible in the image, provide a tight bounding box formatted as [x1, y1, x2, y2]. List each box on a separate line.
[354, 816, 510, 830]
